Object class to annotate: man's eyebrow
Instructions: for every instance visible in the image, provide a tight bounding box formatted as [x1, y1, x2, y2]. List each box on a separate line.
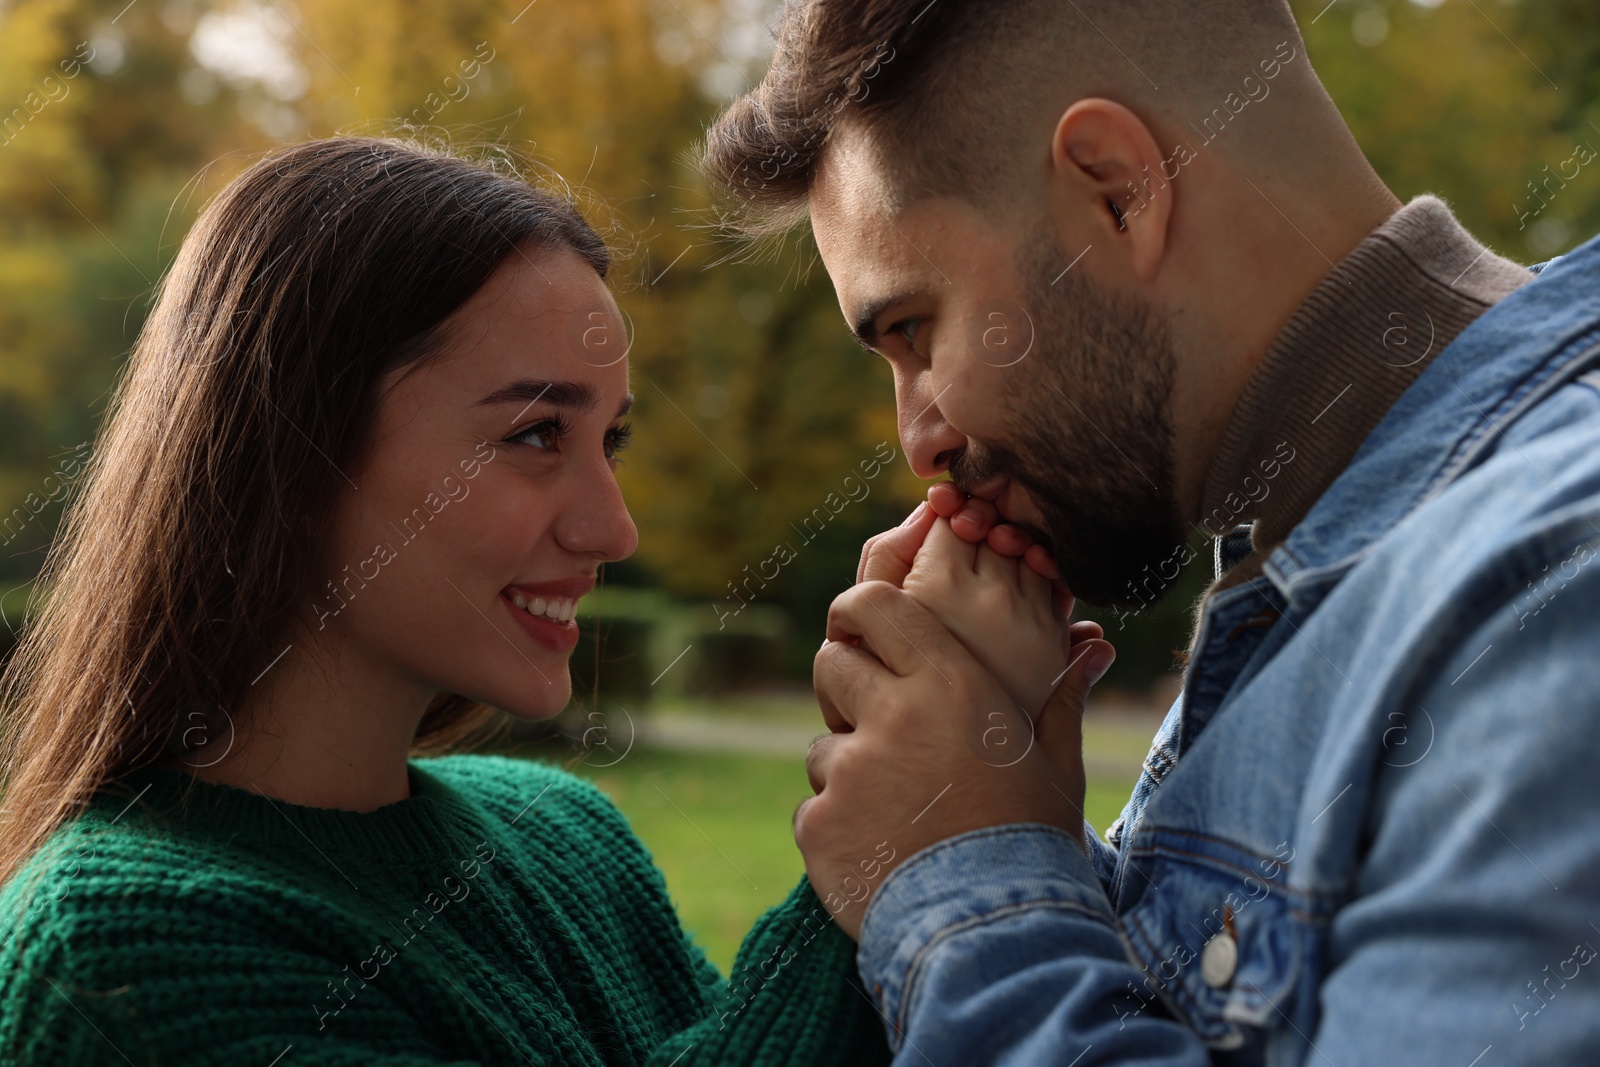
[615, 393, 635, 419]
[476, 379, 598, 413]
[851, 291, 920, 352]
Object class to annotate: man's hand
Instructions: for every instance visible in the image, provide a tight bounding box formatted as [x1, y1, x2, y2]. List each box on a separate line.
[800, 580, 1111, 939]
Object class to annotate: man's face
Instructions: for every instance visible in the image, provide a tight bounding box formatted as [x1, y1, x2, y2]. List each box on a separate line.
[809, 136, 1189, 607]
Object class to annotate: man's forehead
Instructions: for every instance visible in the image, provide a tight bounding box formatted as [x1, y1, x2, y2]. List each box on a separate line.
[810, 137, 896, 249]
[809, 131, 929, 310]
[812, 122, 897, 211]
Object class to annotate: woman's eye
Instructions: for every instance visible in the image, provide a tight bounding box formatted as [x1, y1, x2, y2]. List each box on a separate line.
[511, 418, 568, 451]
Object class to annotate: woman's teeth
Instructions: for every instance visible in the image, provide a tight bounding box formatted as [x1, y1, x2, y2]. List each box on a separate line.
[510, 592, 578, 623]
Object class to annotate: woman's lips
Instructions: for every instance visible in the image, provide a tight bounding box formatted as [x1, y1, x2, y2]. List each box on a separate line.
[500, 591, 581, 653]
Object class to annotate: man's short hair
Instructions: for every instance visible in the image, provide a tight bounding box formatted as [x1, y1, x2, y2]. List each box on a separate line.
[702, 0, 1303, 235]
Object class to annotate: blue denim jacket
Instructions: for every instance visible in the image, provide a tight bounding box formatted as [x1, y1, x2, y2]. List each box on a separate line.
[856, 241, 1600, 1065]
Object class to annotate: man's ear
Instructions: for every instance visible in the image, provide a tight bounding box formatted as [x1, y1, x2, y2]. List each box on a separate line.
[1049, 98, 1173, 282]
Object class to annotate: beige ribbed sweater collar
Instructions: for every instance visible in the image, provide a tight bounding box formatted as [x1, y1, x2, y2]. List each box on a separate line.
[1200, 194, 1534, 594]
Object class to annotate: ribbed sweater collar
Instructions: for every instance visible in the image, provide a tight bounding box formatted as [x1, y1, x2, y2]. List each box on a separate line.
[99, 761, 484, 870]
[1199, 194, 1534, 590]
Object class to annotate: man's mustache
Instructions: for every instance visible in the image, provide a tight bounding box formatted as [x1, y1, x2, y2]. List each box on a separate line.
[946, 445, 1058, 554]
[946, 444, 999, 497]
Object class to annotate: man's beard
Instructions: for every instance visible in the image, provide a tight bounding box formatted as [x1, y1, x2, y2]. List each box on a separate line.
[948, 229, 1188, 609]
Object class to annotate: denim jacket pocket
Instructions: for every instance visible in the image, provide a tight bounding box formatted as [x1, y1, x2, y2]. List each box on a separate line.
[1120, 827, 1310, 1051]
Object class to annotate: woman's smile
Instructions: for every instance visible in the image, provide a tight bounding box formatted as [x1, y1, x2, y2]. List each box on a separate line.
[499, 575, 594, 653]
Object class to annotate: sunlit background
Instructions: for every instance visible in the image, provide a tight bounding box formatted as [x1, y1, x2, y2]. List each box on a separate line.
[1, 0, 1596, 969]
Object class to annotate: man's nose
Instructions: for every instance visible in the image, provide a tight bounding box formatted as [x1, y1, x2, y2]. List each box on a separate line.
[895, 369, 966, 480]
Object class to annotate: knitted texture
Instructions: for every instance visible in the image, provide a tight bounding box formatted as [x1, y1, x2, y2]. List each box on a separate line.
[0, 754, 892, 1066]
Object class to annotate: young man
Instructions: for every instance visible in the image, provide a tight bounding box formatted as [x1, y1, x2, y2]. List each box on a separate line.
[704, 1, 1600, 1063]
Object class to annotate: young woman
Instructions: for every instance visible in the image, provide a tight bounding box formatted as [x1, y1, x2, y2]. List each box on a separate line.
[0, 137, 891, 1065]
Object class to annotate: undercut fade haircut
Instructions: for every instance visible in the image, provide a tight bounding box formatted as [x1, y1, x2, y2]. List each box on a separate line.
[702, 0, 1304, 236]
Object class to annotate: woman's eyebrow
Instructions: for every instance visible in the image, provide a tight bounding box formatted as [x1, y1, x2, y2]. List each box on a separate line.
[476, 379, 598, 412]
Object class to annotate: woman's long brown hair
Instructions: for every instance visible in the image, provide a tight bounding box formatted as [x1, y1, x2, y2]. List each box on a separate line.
[0, 136, 610, 894]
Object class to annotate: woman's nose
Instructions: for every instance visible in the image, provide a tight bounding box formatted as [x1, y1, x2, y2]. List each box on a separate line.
[555, 459, 638, 563]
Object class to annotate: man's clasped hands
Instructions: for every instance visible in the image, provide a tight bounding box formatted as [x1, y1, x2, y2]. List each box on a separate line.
[799, 482, 1118, 937]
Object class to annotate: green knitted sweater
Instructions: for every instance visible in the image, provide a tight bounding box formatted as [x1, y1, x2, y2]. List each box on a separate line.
[0, 754, 892, 1066]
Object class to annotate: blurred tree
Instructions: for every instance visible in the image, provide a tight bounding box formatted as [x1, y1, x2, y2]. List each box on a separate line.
[3, 0, 1597, 688]
[271, 0, 911, 614]
[1513, 0, 1600, 128]
[0, 0, 911, 671]
[0, 0, 255, 586]
[1510, 0, 1600, 255]
[1297, 0, 1600, 260]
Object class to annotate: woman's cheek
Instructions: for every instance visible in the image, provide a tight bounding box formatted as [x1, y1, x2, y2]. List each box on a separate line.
[469, 469, 559, 561]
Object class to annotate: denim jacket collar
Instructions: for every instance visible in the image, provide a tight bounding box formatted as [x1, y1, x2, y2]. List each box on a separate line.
[1258, 233, 1600, 607]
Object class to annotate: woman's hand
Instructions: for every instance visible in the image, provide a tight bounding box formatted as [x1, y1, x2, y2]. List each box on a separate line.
[853, 484, 1098, 641]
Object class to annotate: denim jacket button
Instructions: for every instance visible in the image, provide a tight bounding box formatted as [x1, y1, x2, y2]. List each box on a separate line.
[1201, 931, 1238, 988]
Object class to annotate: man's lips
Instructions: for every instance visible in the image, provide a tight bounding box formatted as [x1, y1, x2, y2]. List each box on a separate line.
[963, 475, 1009, 502]
[959, 476, 1029, 526]
[997, 487, 1021, 526]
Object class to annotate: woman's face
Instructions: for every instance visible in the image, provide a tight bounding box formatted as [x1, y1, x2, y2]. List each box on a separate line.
[316, 246, 637, 720]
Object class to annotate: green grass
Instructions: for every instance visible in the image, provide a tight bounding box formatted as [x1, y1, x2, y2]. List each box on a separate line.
[1084, 779, 1136, 838]
[528, 746, 1135, 973]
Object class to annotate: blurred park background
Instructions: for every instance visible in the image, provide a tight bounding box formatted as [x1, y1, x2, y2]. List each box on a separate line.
[2, 0, 1598, 970]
